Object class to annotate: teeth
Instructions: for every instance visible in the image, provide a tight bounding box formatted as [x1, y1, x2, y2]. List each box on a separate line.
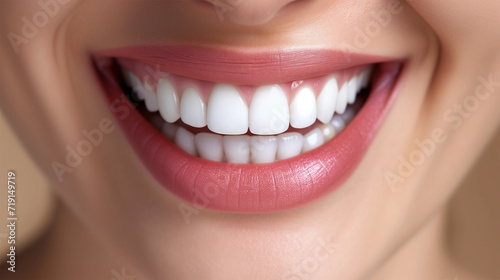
[335, 82, 348, 115]
[207, 84, 249, 135]
[195, 133, 224, 161]
[121, 65, 373, 162]
[341, 106, 356, 123]
[277, 132, 304, 160]
[330, 114, 346, 134]
[180, 87, 207, 128]
[347, 76, 358, 105]
[144, 82, 159, 112]
[355, 72, 364, 93]
[359, 67, 372, 89]
[157, 78, 180, 123]
[128, 67, 368, 134]
[160, 117, 348, 162]
[223, 136, 250, 164]
[175, 127, 197, 156]
[302, 128, 324, 153]
[319, 123, 336, 142]
[290, 87, 317, 129]
[249, 85, 289, 135]
[124, 70, 146, 101]
[316, 77, 339, 124]
[251, 136, 278, 164]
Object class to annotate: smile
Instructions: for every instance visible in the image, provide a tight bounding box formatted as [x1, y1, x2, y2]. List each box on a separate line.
[94, 46, 403, 213]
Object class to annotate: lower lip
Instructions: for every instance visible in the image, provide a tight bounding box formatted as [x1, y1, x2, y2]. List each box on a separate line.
[95, 60, 402, 213]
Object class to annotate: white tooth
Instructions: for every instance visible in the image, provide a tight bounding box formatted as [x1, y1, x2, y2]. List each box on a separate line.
[330, 114, 346, 134]
[249, 85, 289, 135]
[157, 78, 180, 123]
[127, 72, 145, 100]
[195, 133, 224, 162]
[161, 122, 178, 141]
[180, 87, 207, 128]
[360, 67, 372, 89]
[144, 82, 159, 112]
[277, 132, 304, 160]
[290, 87, 317, 129]
[335, 82, 348, 114]
[347, 76, 358, 105]
[302, 128, 324, 153]
[251, 136, 278, 164]
[175, 127, 197, 156]
[319, 123, 336, 142]
[355, 73, 364, 92]
[207, 84, 248, 135]
[316, 77, 338, 124]
[223, 136, 250, 164]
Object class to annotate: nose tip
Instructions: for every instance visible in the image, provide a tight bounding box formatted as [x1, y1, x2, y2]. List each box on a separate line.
[204, 0, 298, 26]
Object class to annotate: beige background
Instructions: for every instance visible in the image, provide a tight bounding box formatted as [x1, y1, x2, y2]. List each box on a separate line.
[0, 111, 499, 278]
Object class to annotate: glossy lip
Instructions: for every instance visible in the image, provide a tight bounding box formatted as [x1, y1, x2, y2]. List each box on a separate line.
[94, 46, 403, 213]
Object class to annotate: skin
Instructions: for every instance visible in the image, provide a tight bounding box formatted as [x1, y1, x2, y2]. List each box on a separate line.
[1, 0, 499, 279]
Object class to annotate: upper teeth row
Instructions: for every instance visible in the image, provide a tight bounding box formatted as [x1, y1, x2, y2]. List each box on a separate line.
[122, 67, 371, 135]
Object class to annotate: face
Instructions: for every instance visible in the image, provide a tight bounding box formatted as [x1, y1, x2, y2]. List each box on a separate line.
[1, 0, 499, 279]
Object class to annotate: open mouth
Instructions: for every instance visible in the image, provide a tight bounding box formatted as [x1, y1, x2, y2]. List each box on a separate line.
[118, 58, 371, 163]
[94, 46, 403, 213]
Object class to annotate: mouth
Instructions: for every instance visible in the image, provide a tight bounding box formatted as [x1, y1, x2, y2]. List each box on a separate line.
[94, 46, 403, 213]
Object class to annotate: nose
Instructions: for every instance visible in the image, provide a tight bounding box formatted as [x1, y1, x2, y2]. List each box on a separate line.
[203, 0, 299, 26]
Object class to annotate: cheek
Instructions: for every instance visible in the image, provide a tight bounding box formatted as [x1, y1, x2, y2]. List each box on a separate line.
[404, 0, 500, 46]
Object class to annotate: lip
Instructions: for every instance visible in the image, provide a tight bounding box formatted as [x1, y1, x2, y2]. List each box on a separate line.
[94, 46, 403, 213]
[96, 45, 392, 85]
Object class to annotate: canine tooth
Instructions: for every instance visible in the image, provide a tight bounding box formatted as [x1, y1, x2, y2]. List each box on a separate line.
[127, 71, 145, 100]
[144, 81, 159, 112]
[319, 123, 336, 142]
[207, 84, 248, 135]
[316, 77, 338, 124]
[161, 122, 178, 141]
[195, 133, 224, 162]
[290, 87, 317, 129]
[335, 82, 348, 114]
[330, 114, 346, 133]
[157, 78, 180, 123]
[302, 128, 324, 153]
[277, 132, 304, 160]
[180, 87, 207, 128]
[223, 136, 250, 164]
[175, 127, 197, 156]
[347, 76, 358, 105]
[249, 85, 289, 135]
[251, 136, 278, 164]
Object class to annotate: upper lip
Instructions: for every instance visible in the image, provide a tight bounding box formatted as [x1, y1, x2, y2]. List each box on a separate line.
[96, 45, 392, 85]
